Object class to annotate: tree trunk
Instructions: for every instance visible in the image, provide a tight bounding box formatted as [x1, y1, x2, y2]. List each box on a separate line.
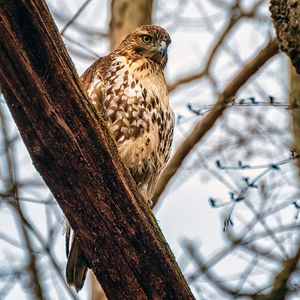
[109, 0, 153, 51]
[0, 1, 194, 299]
[270, 0, 300, 176]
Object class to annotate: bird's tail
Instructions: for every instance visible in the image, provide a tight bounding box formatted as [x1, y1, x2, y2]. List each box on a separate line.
[66, 236, 89, 292]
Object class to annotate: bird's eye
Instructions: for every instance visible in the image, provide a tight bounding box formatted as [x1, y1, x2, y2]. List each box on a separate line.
[142, 35, 152, 43]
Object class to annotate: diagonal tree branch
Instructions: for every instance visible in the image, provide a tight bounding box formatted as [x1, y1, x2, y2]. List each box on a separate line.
[167, 0, 265, 93]
[153, 39, 279, 206]
[0, 0, 194, 299]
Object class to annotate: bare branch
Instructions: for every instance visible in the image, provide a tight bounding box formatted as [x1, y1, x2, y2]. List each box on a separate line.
[60, 0, 93, 35]
[153, 39, 279, 206]
[0, 105, 45, 300]
[270, 0, 300, 187]
[253, 243, 300, 300]
[184, 240, 254, 298]
[167, 1, 265, 92]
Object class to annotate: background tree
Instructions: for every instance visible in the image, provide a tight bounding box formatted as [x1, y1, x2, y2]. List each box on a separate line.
[270, 0, 300, 178]
[0, 0, 300, 299]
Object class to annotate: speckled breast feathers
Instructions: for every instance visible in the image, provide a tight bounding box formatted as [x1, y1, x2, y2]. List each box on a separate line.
[81, 25, 174, 200]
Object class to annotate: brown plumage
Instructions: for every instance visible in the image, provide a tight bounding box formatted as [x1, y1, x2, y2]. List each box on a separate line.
[66, 24, 174, 291]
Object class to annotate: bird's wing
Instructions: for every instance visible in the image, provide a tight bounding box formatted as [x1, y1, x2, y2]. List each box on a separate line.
[80, 56, 108, 114]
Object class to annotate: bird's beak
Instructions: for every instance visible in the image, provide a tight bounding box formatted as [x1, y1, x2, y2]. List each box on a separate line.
[158, 41, 167, 56]
[149, 40, 168, 66]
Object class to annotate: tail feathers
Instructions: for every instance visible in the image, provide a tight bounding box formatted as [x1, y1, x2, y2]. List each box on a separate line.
[66, 237, 89, 292]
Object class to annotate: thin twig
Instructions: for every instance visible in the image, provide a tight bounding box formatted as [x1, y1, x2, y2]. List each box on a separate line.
[63, 34, 99, 58]
[60, 0, 93, 35]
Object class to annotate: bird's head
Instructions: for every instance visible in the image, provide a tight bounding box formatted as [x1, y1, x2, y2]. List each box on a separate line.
[116, 24, 171, 68]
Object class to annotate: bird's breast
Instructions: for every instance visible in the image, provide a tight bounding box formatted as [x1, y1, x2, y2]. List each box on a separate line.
[102, 57, 174, 185]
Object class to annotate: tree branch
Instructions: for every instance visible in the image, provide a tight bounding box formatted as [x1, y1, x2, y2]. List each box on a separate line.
[183, 241, 254, 298]
[60, 0, 92, 36]
[167, 0, 265, 93]
[153, 39, 279, 206]
[252, 243, 300, 300]
[0, 0, 194, 299]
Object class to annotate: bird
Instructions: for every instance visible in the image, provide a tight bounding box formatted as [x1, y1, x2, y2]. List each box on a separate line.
[66, 24, 174, 292]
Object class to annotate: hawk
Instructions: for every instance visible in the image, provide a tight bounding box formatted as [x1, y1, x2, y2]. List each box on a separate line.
[66, 24, 174, 291]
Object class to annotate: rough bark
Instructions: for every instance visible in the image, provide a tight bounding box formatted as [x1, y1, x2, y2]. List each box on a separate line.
[0, 1, 194, 299]
[270, 0, 300, 73]
[270, 0, 300, 176]
[109, 0, 153, 51]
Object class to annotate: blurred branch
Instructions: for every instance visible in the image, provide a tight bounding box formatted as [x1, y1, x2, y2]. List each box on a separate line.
[62, 34, 99, 58]
[52, 0, 108, 62]
[184, 240, 254, 298]
[60, 0, 93, 35]
[0, 105, 45, 300]
[109, 0, 153, 50]
[0, 1, 194, 299]
[51, 8, 107, 38]
[65, 44, 98, 62]
[253, 243, 300, 300]
[289, 62, 300, 178]
[153, 39, 279, 206]
[185, 239, 300, 300]
[0, 231, 22, 250]
[12, 202, 46, 300]
[7, 201, 80, 300]
[167, 0, 264, 92]
[270, 0, 300, 178]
